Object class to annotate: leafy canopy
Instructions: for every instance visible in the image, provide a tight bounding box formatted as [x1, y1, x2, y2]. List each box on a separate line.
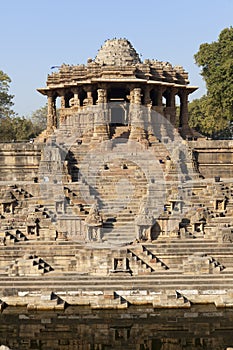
[188, 96, 228, 137]
[195, 27, 233, 116]
[191, 27, 233, 136]
[0, 69, 47, 141]
[0, 70, 14, 119]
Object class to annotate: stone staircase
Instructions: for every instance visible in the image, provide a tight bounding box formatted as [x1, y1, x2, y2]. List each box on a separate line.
[143, 239, 233, 272]
[4, 229, 28, 244]
[110, 125, 130, 140]
[2, 236, 233, 309]
[127, 246, 169, 274]
[6, 254, 54, 276]
[65, 134, 151, 243]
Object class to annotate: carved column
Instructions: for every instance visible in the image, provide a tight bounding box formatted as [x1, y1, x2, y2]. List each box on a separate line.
[59, 90, 66, 125]
[129, 88, 147, 141]
[154, 86, 167, 115]
[60, 90, 65, 109]
[72, 87, 80, 107]
[92, 88, 109, 141]
[97, 88, 107, 104]
[133, 88, 142, 105]
[129, 88, 135, 104]
[47, 92, 56, 130]
[169, 88, 178, 126]
[85, 86, 93, 105]
[144, 86, 151, 106]
[157, 86, 164, 107]
[179, 89, 189, 128]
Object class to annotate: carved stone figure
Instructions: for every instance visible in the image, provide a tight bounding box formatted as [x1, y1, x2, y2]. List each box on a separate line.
[85, 203, 103, 241]
[135, 203, 153, 241]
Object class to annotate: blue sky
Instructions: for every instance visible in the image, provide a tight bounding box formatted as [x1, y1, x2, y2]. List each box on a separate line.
[1, 0, 233, 116]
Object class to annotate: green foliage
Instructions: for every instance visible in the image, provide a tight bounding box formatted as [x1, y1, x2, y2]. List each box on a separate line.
[0, 68, 48, 142]
[0, 116, 35, 142]
[193, 27, 233, 134]
[188, 96, 228, 136]
[189, 27, 233, 137]
[30, 104, 47, 135]
[0, 70, 15, 119]
[0, 117, 15, 141]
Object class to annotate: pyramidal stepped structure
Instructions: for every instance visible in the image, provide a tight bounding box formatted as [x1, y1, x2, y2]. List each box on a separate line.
[1, 38, 233, 311]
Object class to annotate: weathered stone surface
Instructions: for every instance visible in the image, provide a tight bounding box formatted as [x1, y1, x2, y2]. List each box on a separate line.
[1, 39, 233, 309]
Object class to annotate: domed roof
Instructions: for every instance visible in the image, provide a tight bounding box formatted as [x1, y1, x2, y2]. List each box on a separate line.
[95, 38, 141, 66]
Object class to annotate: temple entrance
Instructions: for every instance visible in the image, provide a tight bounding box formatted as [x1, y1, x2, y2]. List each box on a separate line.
[110, 106, 126, 125]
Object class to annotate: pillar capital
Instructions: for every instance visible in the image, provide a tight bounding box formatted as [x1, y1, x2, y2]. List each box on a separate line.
[97, 88, 107, 104]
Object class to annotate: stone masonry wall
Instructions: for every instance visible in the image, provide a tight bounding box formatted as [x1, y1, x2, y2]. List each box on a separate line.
[0, 143, 43, 181]
[188, 140, 233, 178]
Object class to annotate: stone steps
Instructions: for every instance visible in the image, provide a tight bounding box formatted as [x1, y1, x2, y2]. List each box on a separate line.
[1, 239, 232, 250]
[1, 274, 233, 291]
[61, 128, 167, 243]
[1, 269, 233, 280]
[127, 248, 168, 273]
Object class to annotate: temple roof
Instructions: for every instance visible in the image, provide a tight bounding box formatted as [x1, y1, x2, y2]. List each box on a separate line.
[95, 38, 141, 66]
[37, 38, 198, 95]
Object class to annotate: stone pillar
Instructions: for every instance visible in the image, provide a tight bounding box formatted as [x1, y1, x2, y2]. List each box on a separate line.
[72, 88, 80, 107]
[153, 86, 166, 115]
[97, 88, 107, 104]
[47, 92, 56, 130]
[144, 86, 151, 106]
[129, 88, 135, 104]
[129, 88, 147, 141]
[169, 88, 177, 126]
[133, 88, 142, 105]
[179, 89, 189, 129]
[92, 88, 109, 141]
[55, 90, 65, 126]
[85, 86, 93, 105]
[60, 93, 65, 109]
[157, 87, 164, 107]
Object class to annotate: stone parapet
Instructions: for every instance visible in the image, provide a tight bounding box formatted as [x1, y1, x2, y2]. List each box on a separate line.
[188, 140, 233, 178]
[0, 142, 43, 181]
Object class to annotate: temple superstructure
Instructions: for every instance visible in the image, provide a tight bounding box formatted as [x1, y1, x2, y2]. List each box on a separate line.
[38, 38, 197, 138]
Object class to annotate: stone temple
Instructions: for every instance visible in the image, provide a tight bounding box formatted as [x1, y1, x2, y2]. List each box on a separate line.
[1, 38, 233, 311]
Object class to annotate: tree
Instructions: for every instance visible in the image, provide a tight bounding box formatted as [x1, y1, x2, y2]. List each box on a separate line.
[0, 70, 47, 142]
[0, 70, 15, 119]
[12, 117, 35, 141]
[189, 96, 228, 137]
[0, 116, 35, 142]
[0, 117, 15, 141]
[191, 27, 233, 136]
[30, 104, 47, 135]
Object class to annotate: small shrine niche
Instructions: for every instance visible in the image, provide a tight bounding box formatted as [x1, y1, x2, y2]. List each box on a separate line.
[26, 218, 40, 237]
[111, 257, 131, 274]
[85, 203, 103, 242]
[0, 190, 17, 215]
[114, 327, 131, 341]
[55, 199, 65, 214]
[214, 198, 226, 211]
[27, 223, 39, 236]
